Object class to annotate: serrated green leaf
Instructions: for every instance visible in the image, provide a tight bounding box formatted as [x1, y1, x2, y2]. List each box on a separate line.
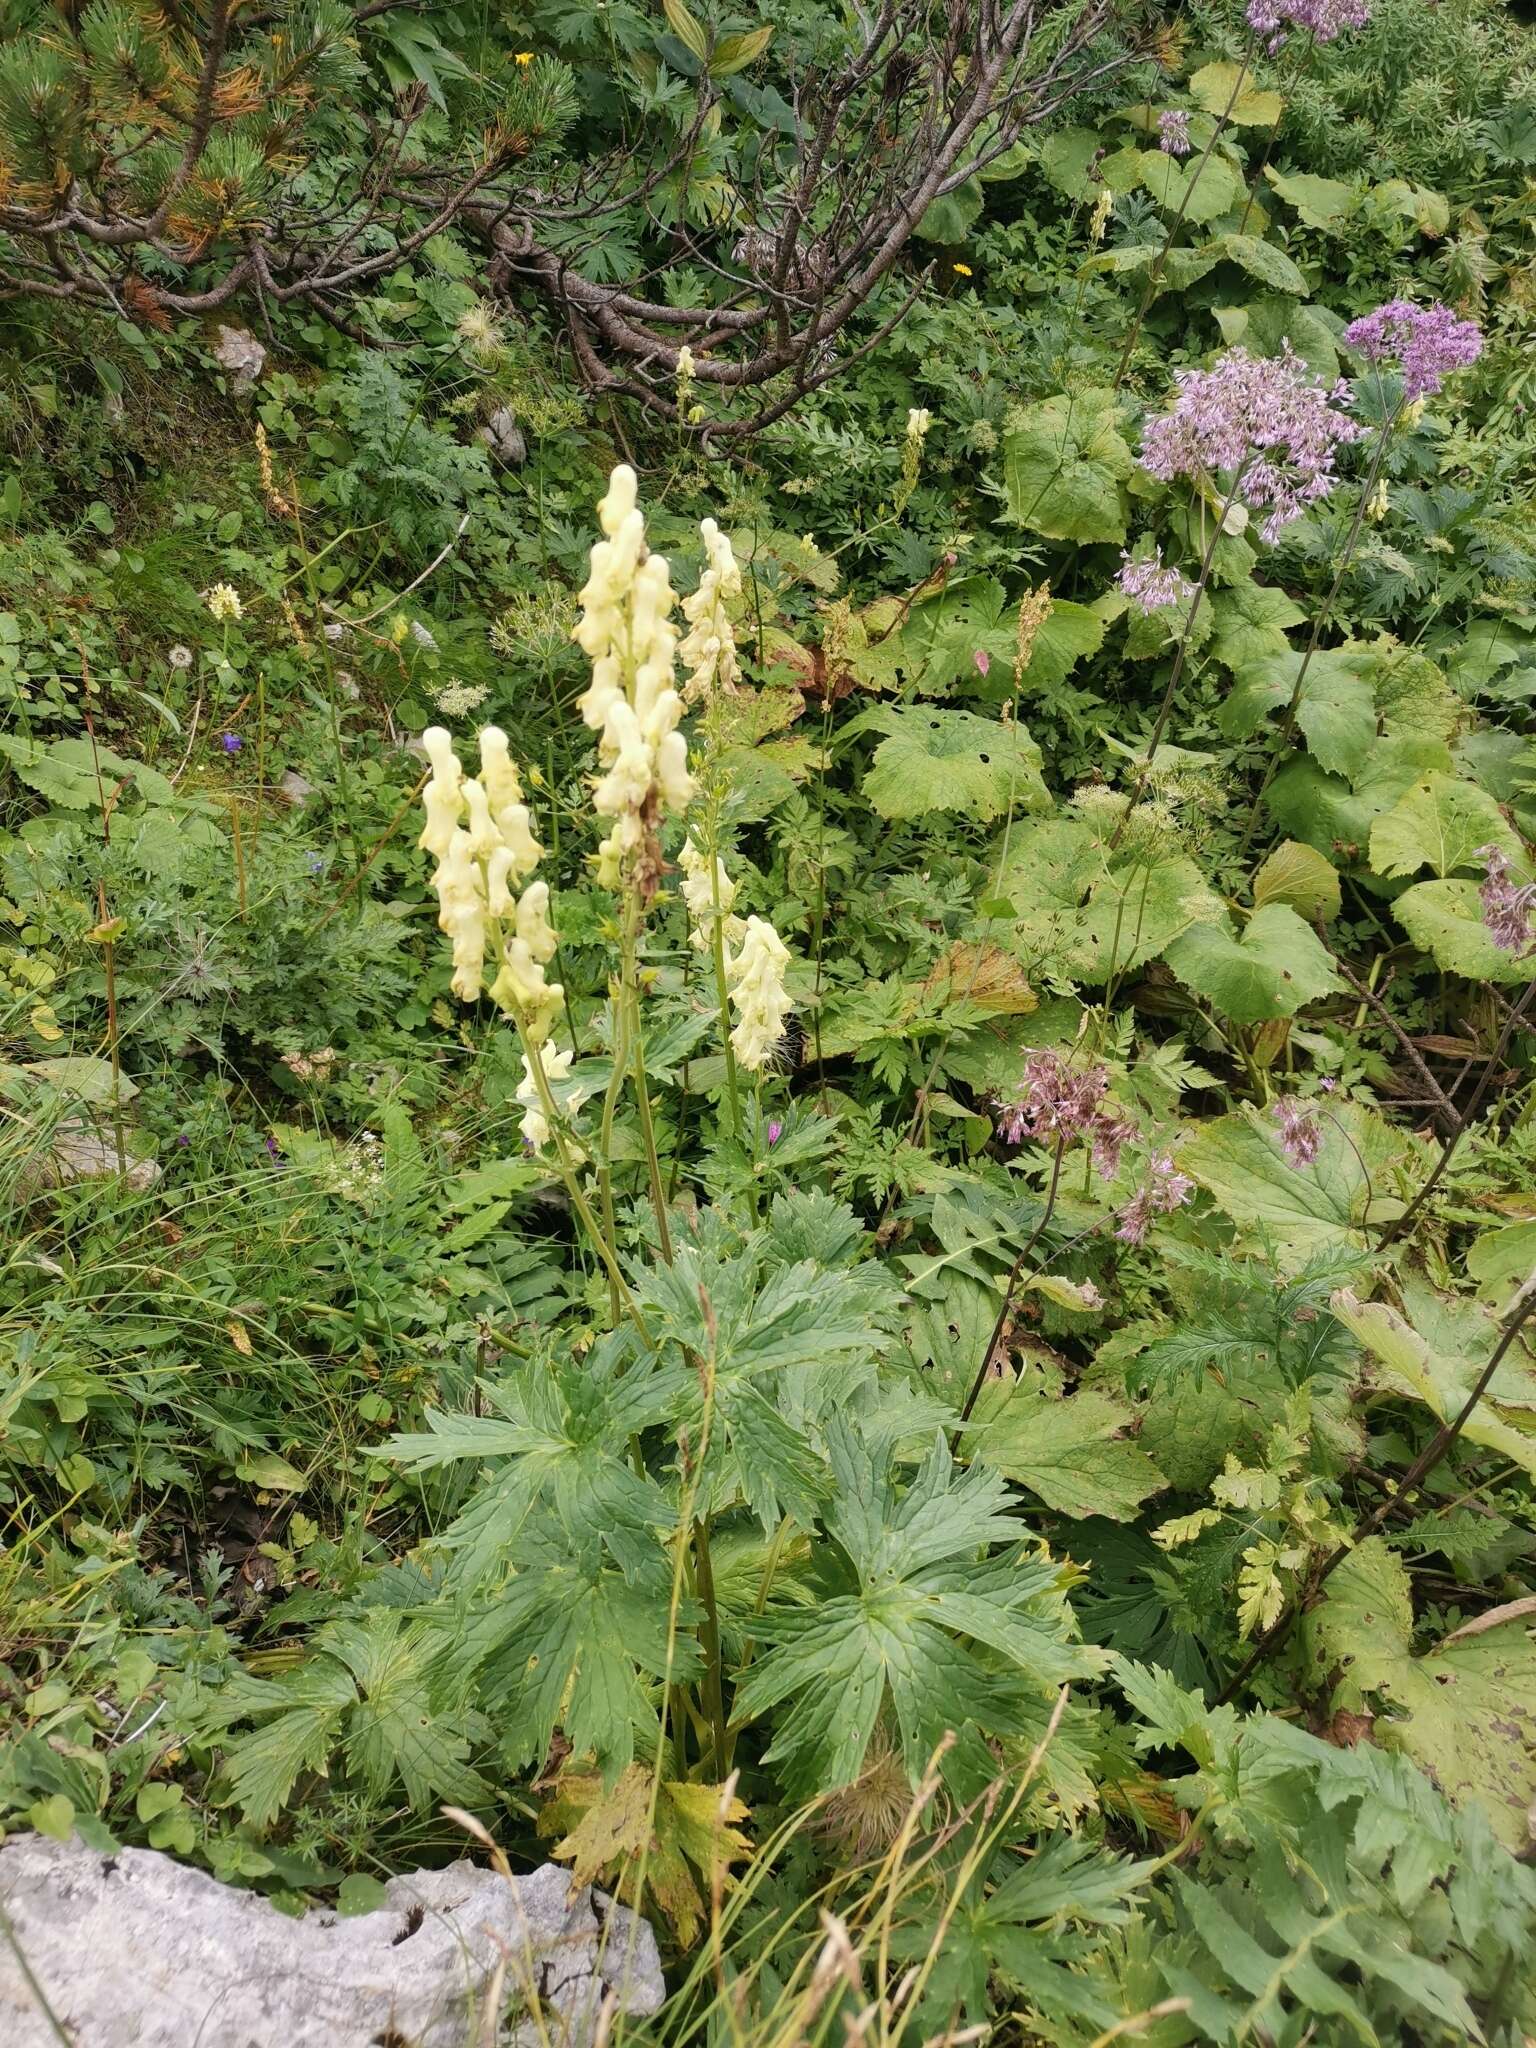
[1264, 167, 1357, 228]
[1138, 149, 1243, 222]
[1368, 773, 1520, 880]
[862, 707, 1049, 823]
[1181, 1101, 1417, 1262]
[966, 1379, 1165, 1521]
[1002, 389, 1133, 544]
[1392, 879, 1532, 983]
[1164, 903, 1343, 1024]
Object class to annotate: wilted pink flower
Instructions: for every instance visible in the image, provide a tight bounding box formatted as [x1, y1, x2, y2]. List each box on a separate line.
[997, 1050, 1109, 1146]
[1246, 0, 1370, 45]
[1117, 547, 1196, 614]
[1342, 299, 1482, 401]
[973, 649, 992, 677]
[1090, 1115, 1139, 1181]
[767, 1119, 784, 1146]
[1476, 844, 1536, 954]
[1157, 110, 1191, 157]
[1116, 1153, 1193, 1244]
[1140, 344, 1363, 542]
[1272, 1096, 1322, 1167]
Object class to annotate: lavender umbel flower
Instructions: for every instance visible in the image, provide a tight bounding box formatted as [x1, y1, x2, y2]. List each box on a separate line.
[1139, 344, 1363, 543]
[1157, 110, 1192, 157]
[1272, 1096, 1323, 1167]
[1476, 844, 1536, 955]
[1342, 299, 1483, 402]
[1117, 547, 1196, 614]
[1246, 0, 1370, 46]
[1116, 1153, 1195, 1244]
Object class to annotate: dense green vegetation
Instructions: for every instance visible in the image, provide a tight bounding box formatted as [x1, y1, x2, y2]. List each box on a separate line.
[3, 0, 1536, 2040]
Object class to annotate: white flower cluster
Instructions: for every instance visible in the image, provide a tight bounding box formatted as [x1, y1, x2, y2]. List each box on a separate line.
[680, 518, 743, 702]
[574, 465, 695, 886]
[678, 835, 745, 953]
[725, 915, 792, 1071]
[419, 725, 559, 1039]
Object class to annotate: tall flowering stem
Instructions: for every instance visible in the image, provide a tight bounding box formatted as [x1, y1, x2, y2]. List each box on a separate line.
[1237, 302, 1481, 855]
[418, 724, 648, 1338]
[573, 463, 701, 1265]
[1114, 345, 1361, 848]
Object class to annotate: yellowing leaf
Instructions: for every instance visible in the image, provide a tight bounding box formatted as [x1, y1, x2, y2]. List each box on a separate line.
[921, 942, 1038, 1018]
[1189, 59, 1284, 125]
[1310, 1540, 1536, 1851]
[541, 1766, 752, 1945]
[661, 0, 709, 62]
[710, 25, 772, 75]
[1251, 840, 1341, 922]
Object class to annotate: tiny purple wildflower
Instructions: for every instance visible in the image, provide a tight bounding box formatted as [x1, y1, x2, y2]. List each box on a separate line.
[1115, 1152, 1194, 1244]
[1272, 1096, 1323, 1168]
[1117, 547, 1196, 614]
[221, 732, 243, 754]
[1342, 299, 1483, 401]
[1476, 844, 1536, 954]
[264, 1133, 281, 1159]
[1139, 344, 1363, 543]
[176, 1132, 190, 1147]
[1157, 110, 1191, 157]
[767, 1120, 784, 1146]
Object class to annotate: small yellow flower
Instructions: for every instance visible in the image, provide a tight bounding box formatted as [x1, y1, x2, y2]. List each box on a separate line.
[952, 262, 973, 277]
[205, 582, 243, 623]
[515, 50, 534, 65]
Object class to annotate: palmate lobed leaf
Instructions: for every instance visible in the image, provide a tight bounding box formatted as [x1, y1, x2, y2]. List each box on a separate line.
[733, 1421, 1102, 1797]
[539, 1764, 751, 1945]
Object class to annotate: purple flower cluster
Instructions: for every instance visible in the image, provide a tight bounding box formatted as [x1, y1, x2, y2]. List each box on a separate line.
[997, 1050, 1114, 1150]
[1140, 345, 1363, 543]
[1157, 110, 1192, 157]
[1246, 0, 1370, 46]
[1341, 299, 1483, 402]
[1116, 1155, 1195, 1245]
[1476, 844, 1536, 954]
[1117, 547, 1196, 614]
[1272, 1096, 1323, 1168]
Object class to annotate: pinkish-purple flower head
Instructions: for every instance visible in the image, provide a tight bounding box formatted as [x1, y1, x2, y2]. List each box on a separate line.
[1115, 1153, 1194, 1244]
[1342, 299, 1483, 402]
[1117, 547, 1196, 614]
[1139, 344, 1363, 543]
[1157, 110, 1192, 157]
[995, 1050, 1139, 1182]
[1246, 0, 1370, 46]
[1476, 844, 1536, 955]
[1272, 1096, 1322, 1168]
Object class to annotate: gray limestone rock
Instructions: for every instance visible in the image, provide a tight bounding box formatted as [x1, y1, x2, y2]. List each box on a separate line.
[0, 1835, 664, 2048]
